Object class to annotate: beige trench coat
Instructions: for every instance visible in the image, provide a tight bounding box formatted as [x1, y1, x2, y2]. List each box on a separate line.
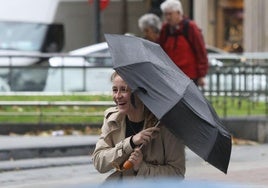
[92, 107, 185, 180]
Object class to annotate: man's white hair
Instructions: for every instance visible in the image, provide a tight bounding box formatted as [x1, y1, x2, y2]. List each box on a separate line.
[160, 0, 184, 15]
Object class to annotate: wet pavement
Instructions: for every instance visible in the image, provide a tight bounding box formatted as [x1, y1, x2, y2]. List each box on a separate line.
[0, 135, 267, 187]
[185, 143, 268, 187]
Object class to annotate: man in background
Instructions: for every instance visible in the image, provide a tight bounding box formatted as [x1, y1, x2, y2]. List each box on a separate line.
[159, 0, 208, 87]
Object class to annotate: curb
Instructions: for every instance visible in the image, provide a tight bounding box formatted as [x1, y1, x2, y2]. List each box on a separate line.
[0, 156, 91, 172]
[0, 135, 98, 172]
[0, 144, 95, 161]
[0, 135, 98, 161]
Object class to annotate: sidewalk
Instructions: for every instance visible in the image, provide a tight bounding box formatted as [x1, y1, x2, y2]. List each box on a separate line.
[0, 135, 268, 187]
[0, 135, 98, 171]
[0, 135, 98, 161]
[185, 143, 268, 187]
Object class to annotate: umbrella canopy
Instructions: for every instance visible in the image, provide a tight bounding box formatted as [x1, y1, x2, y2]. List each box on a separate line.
[105, 34, 232, 174]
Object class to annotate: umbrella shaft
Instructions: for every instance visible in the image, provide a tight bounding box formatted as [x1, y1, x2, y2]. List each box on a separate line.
[139, 121, 160, 150]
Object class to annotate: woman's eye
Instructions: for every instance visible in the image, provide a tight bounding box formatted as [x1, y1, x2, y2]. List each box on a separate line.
[121, 88, 127, 93]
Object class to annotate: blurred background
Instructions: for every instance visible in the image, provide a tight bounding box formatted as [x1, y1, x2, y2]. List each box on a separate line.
[0, 1, 268, 187]
[0, 0, 267, 134]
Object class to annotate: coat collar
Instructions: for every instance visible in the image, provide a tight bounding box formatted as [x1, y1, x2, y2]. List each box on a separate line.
[102, 107, 160, 146]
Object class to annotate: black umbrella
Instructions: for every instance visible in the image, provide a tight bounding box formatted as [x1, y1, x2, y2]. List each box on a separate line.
[105, 34, 232, 174]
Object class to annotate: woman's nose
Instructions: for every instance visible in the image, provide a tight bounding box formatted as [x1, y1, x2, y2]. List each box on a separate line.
[114, 91, 123, 98]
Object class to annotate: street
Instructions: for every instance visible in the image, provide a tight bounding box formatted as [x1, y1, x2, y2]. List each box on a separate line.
[0, 144, 267, 188]
[0, 164, 107, 188]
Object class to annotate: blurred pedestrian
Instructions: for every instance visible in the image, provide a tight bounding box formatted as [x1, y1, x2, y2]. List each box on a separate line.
[159, 0, 208, 87]
[92, 71, 185, 181]
[138, 13, 162, 43]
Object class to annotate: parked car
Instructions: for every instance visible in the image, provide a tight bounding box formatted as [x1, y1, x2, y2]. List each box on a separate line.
[44, 42, 114, 93]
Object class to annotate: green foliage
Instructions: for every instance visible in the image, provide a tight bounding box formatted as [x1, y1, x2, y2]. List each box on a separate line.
[208, 95, 267, 117]
[0, 94, 266, 124]
[0, 94, 113, 124]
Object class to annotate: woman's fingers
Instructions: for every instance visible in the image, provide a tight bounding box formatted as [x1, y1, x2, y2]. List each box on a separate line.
[129, 148, 143, 162]
[141, 127, 160, 144]
[132, 127, 160, 145]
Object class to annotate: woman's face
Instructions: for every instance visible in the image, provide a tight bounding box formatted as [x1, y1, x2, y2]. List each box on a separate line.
[112, 74, 134, 115]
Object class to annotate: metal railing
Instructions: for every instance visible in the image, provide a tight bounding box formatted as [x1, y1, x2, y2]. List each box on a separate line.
[0, 53, 268, 118]
[205, 53, 268, 117]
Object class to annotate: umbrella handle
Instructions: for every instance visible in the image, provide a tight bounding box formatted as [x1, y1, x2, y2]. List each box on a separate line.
[123, 143, 143, 170]
[123, 160, 133, 170]
[122, 121, 160, 170]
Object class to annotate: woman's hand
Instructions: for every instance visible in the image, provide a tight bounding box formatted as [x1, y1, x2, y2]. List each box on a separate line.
[132, 127, 160, 146]
[128, 147, 143, 172]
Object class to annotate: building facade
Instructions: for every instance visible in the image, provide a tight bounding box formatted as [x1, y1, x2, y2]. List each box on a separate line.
[90, 0, 267, 53]
[194, 0, 268, 53]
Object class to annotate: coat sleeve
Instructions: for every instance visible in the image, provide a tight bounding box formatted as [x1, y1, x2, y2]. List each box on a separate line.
[188, 21, 209, 78]
[137, 126, 186, 178]
[92, 117, 133, 173]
